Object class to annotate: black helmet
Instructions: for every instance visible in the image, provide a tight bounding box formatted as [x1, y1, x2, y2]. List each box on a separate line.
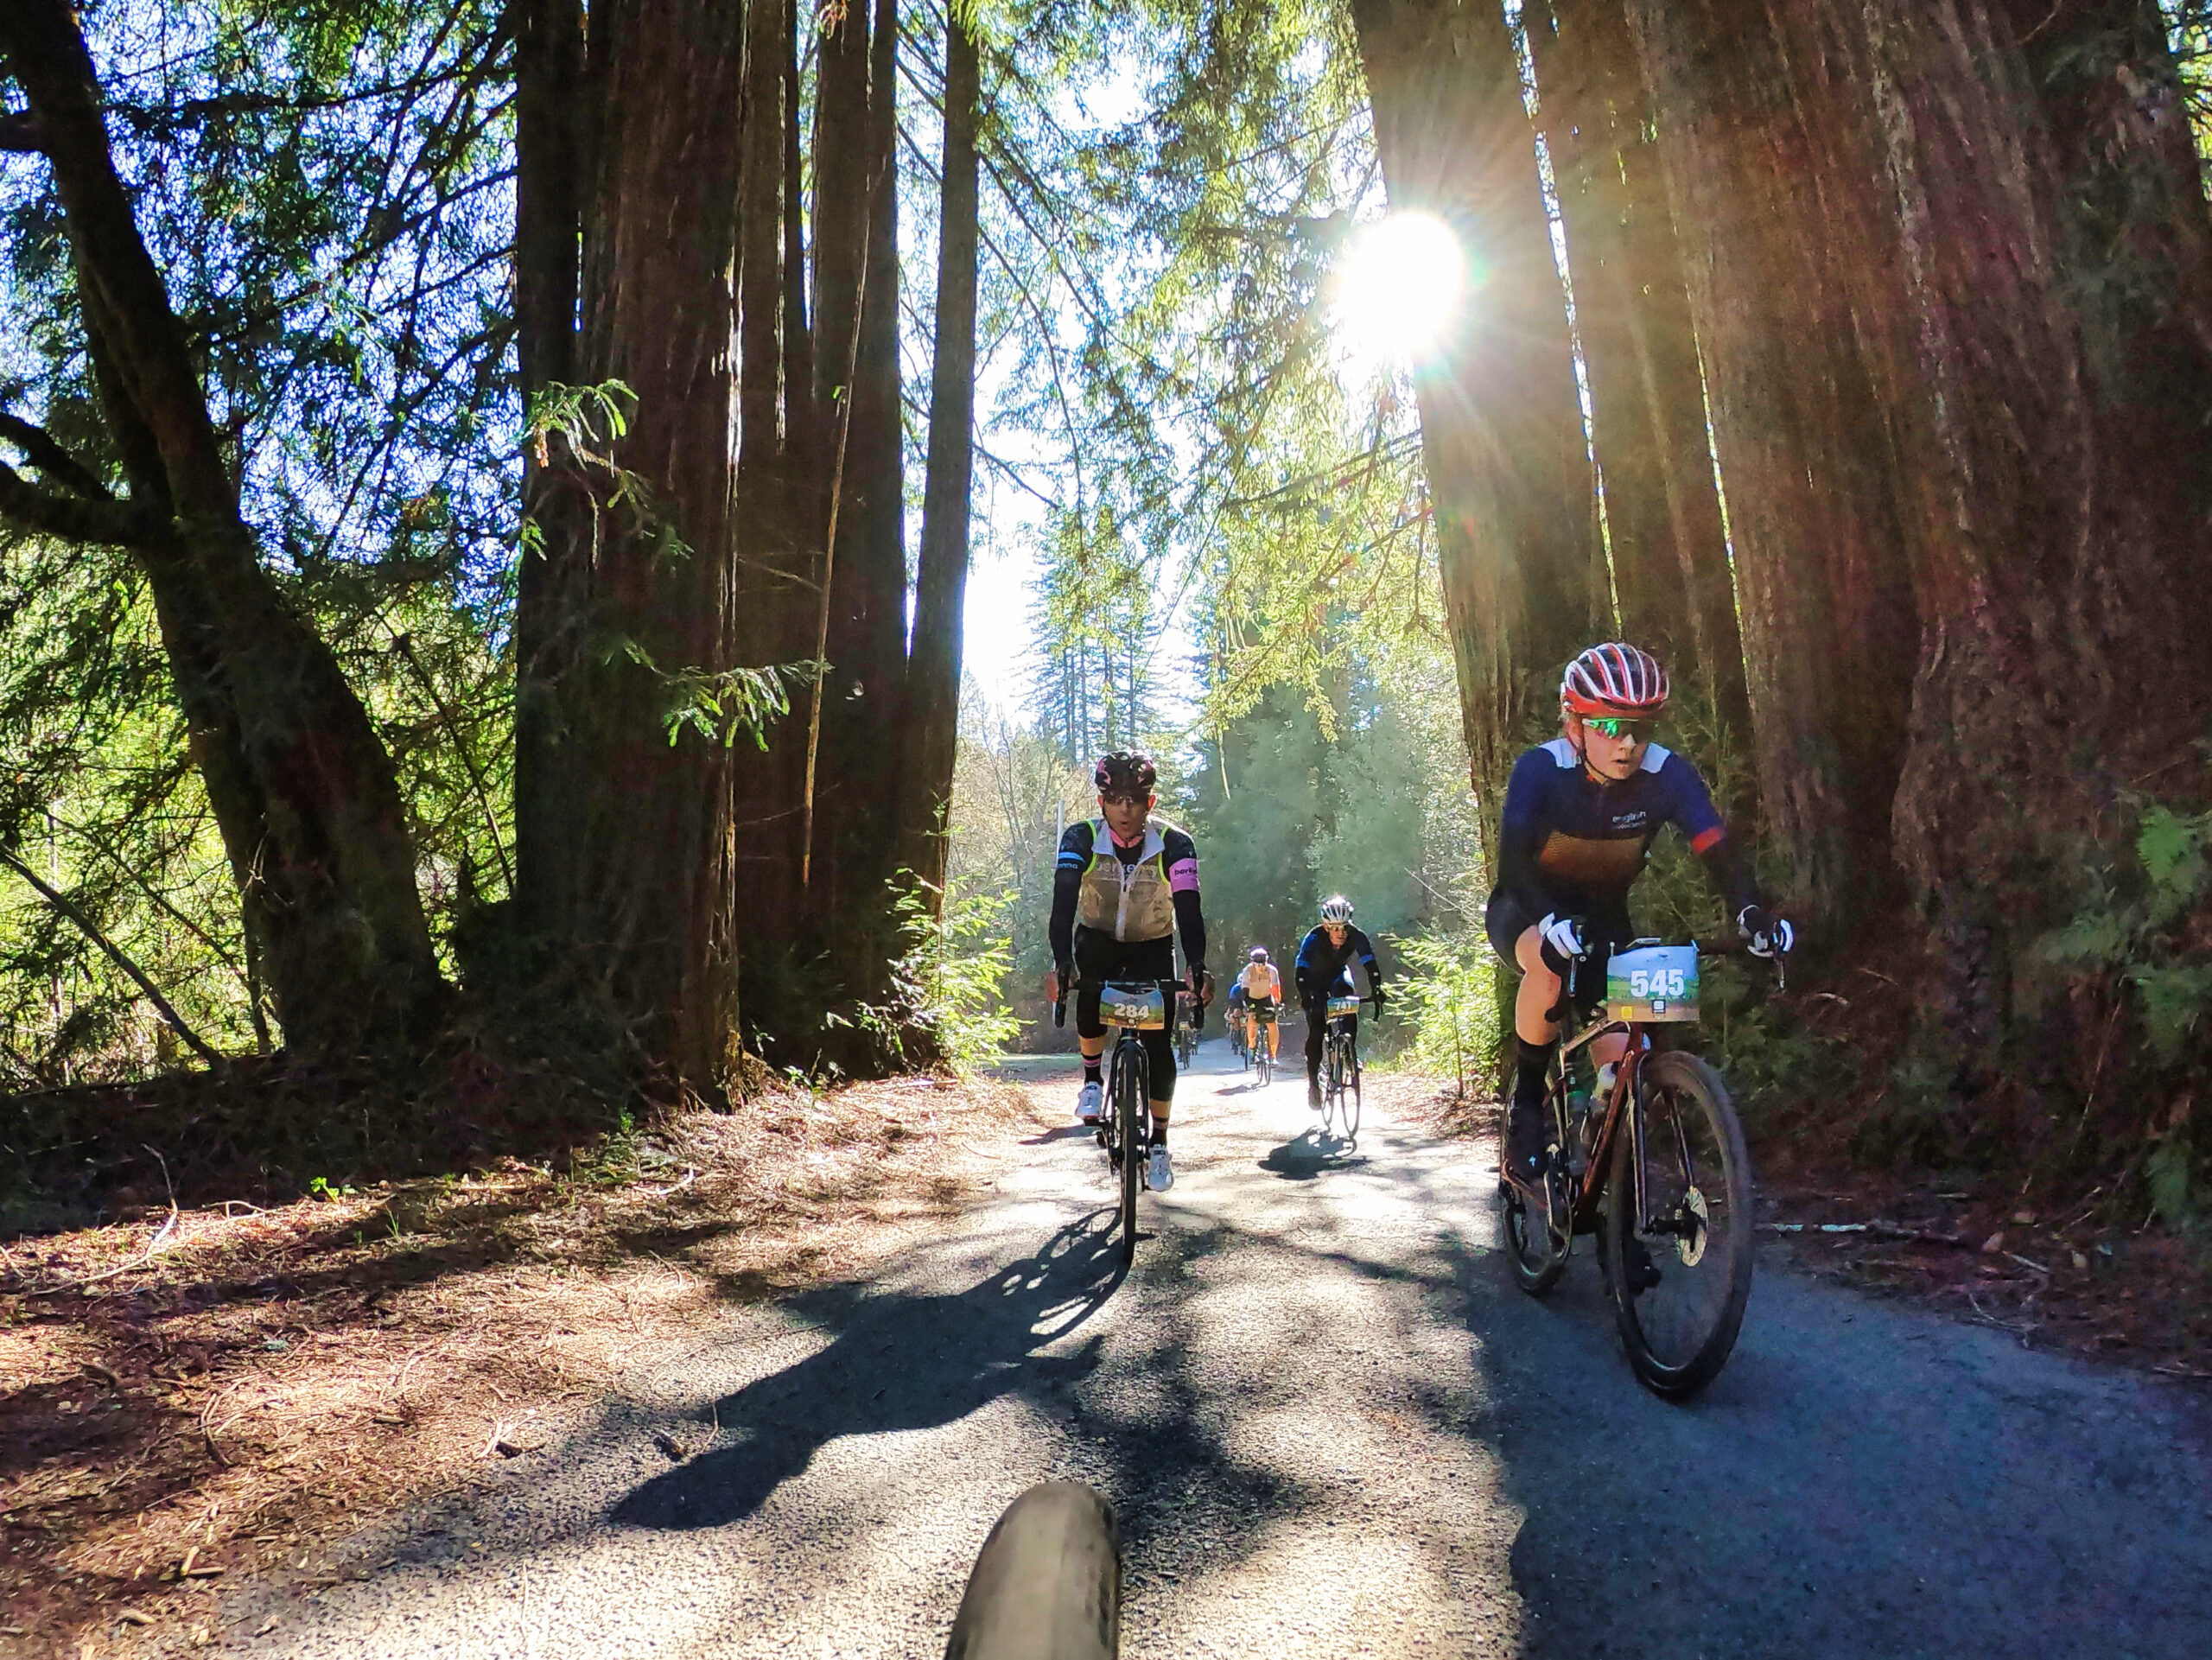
[1094, 750, 1157, 797]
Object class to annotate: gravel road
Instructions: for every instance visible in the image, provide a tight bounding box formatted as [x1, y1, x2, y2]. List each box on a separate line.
[188, 1041, 2211, 1659]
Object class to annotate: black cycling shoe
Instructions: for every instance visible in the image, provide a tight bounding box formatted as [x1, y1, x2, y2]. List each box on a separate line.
[1622, 1232, 1663, 1294]
[1503, 1097, 1550, 1184]
[1306, 1077, 1323, 1110]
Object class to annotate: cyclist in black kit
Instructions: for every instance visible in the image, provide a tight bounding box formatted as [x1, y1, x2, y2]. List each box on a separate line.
[1293, 896, 1386, 1110]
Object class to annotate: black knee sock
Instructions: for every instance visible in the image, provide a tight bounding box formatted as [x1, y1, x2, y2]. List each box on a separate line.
[1084, 1058, 1102, 1085]
[1513, 1038, 1554, 1114]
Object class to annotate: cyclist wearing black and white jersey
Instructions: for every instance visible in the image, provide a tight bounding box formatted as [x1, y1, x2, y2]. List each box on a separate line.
[1045, 751, 1208, 1194]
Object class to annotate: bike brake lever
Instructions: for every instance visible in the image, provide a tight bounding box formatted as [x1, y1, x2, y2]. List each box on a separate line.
[1053, 995, 1066, 1029]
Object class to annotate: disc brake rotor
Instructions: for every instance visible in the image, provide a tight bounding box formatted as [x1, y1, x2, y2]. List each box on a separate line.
[1676, 1186, 1710, 1267]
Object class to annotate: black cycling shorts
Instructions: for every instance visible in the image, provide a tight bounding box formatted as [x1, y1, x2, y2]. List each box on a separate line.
[1484, 889, 1630, 1013]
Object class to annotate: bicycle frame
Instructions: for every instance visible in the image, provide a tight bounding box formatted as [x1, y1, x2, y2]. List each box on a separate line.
[1546, 938, 1778, 1241]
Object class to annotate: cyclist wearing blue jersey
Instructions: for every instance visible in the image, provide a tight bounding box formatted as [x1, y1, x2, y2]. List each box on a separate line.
[1294, 896, 1387, 1110]
[1491, 643, 1793, 1187]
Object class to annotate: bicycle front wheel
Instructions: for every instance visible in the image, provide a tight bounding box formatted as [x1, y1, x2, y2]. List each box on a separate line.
[1116, 1047, 1146, 1266]
[1602, 1052, 1754, 1398]
[1338, 1040, 1362, 1140]
[1499, 1091, 1569, 1297]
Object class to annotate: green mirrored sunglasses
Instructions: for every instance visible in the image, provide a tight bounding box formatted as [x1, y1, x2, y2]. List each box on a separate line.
[1583, 716, 1653, 741]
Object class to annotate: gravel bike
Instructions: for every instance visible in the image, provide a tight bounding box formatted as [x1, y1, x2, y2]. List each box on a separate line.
[1173, 991, 1198, 1069]
[1498, 937, 1776, 1398]
[1319, 991, 1367, 1140]
[1249, 1000, 1276, 1086]
[1056, 977, 1196, 1265]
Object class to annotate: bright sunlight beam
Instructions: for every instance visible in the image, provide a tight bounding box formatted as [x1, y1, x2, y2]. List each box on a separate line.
[1327, 212, 1468, 378]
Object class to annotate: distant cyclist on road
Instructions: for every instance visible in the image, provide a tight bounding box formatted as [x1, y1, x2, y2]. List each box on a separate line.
[1294, 897, 1386, 1110]
[1236, 947, 1282, 1066]
[1491, 642, 1793, 1190]
[1045, 751, 1209, 1193]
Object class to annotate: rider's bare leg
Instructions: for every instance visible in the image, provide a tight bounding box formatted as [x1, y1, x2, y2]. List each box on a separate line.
[1513, 926, 1625, 1067]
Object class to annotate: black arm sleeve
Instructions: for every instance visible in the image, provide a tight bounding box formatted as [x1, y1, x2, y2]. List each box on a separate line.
[1354, 926, 1382, 989]
[1174, 889, 1206, 977]
[1048, 824, 1090, 974]
[1697, 835, 1758, 921]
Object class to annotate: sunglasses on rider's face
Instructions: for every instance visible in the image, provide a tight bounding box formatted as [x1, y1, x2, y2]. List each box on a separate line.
[1582, 716, 1652, 742]
[1101, 792, 1149, 808]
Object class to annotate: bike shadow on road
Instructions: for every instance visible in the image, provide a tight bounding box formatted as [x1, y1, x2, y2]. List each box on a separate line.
[1256, 1126, 1367, 1181]
[608, 1212, 1128, 1531]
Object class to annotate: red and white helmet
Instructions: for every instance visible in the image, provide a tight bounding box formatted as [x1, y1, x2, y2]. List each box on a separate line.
[1560, 642, 1669, 718]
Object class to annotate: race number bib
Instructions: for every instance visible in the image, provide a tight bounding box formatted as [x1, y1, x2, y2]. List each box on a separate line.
[1607, 945, 1700, 1023]
[1100, 983, 1168, 1031]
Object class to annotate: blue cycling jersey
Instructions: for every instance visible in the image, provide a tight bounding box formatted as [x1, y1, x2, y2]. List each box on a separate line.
[1493, 738, 1750, 919]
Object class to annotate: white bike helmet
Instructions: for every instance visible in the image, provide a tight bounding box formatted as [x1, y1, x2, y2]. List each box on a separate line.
[1319, 895, 1354, 925]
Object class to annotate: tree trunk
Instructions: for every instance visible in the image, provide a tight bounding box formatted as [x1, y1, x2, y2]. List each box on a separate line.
[1784, 0, 2212, 1060]
[1529, 0, 1751, 750]
[1620, 0, 1918, 919]
[0, 0, 444, 1057]
[1347, 0, 1603, 806]
[561, 0, 749, 1095]
[737, 0, 786, 480]
[816, 0, 908, 1009]
[901, 10, 982, 910]
[723, 0, 815, 954]
[512, 0, 587, 940]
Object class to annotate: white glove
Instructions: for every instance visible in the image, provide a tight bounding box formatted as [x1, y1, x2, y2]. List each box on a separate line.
[1537, 913, 1587, 962]
[1738, 906, 1795, 959]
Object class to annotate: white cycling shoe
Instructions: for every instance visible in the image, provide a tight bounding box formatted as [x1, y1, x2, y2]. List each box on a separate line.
[1147, 1144, 1174, 1192]
[1075, 1080, 1103, 1125]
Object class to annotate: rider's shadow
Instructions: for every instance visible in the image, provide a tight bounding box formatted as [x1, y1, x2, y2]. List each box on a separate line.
[1257, 1128, 1364, 1181]
[610, 1215, 1123, 1531]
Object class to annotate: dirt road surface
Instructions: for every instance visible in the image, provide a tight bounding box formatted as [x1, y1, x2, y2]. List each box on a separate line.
[161, 1041, 2211, 1658]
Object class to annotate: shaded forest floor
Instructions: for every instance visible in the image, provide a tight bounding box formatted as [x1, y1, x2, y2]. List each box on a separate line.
[0, 1074, 1039, 1654]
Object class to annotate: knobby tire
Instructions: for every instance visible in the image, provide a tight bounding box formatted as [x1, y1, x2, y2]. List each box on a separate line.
[1337, 1031, 1363, 1141]
[1601, 1051, 1753, 1398]
[1500, 1077, 1570, 1297]
[1116, 1043, 1144, 1267]
[944, 1481, 1120, 1660]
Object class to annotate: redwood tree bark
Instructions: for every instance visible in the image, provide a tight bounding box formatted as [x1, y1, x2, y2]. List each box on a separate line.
[558, 0, 750, 1093]
[0, 0, 444, 1057]
[512, 0, 587, 939]
[1348, 0, 1602, 805]
[900, 10, 982, 908]
[1529, 0, 1751, 750]
[816, 0, 909, 1008]
[1779, 0, 2212, 1058]
[1620, 0, 1918, 918]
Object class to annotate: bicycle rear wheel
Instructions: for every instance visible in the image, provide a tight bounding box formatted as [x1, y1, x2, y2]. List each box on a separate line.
[1602, 1051, 1754, 1398]
[1115, 1046, 1145, 1266]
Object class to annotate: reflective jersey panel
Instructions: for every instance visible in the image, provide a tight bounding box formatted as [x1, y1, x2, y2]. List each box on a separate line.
[1502, 739, 1726, 911]
[1059, 818, 1198, 944]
